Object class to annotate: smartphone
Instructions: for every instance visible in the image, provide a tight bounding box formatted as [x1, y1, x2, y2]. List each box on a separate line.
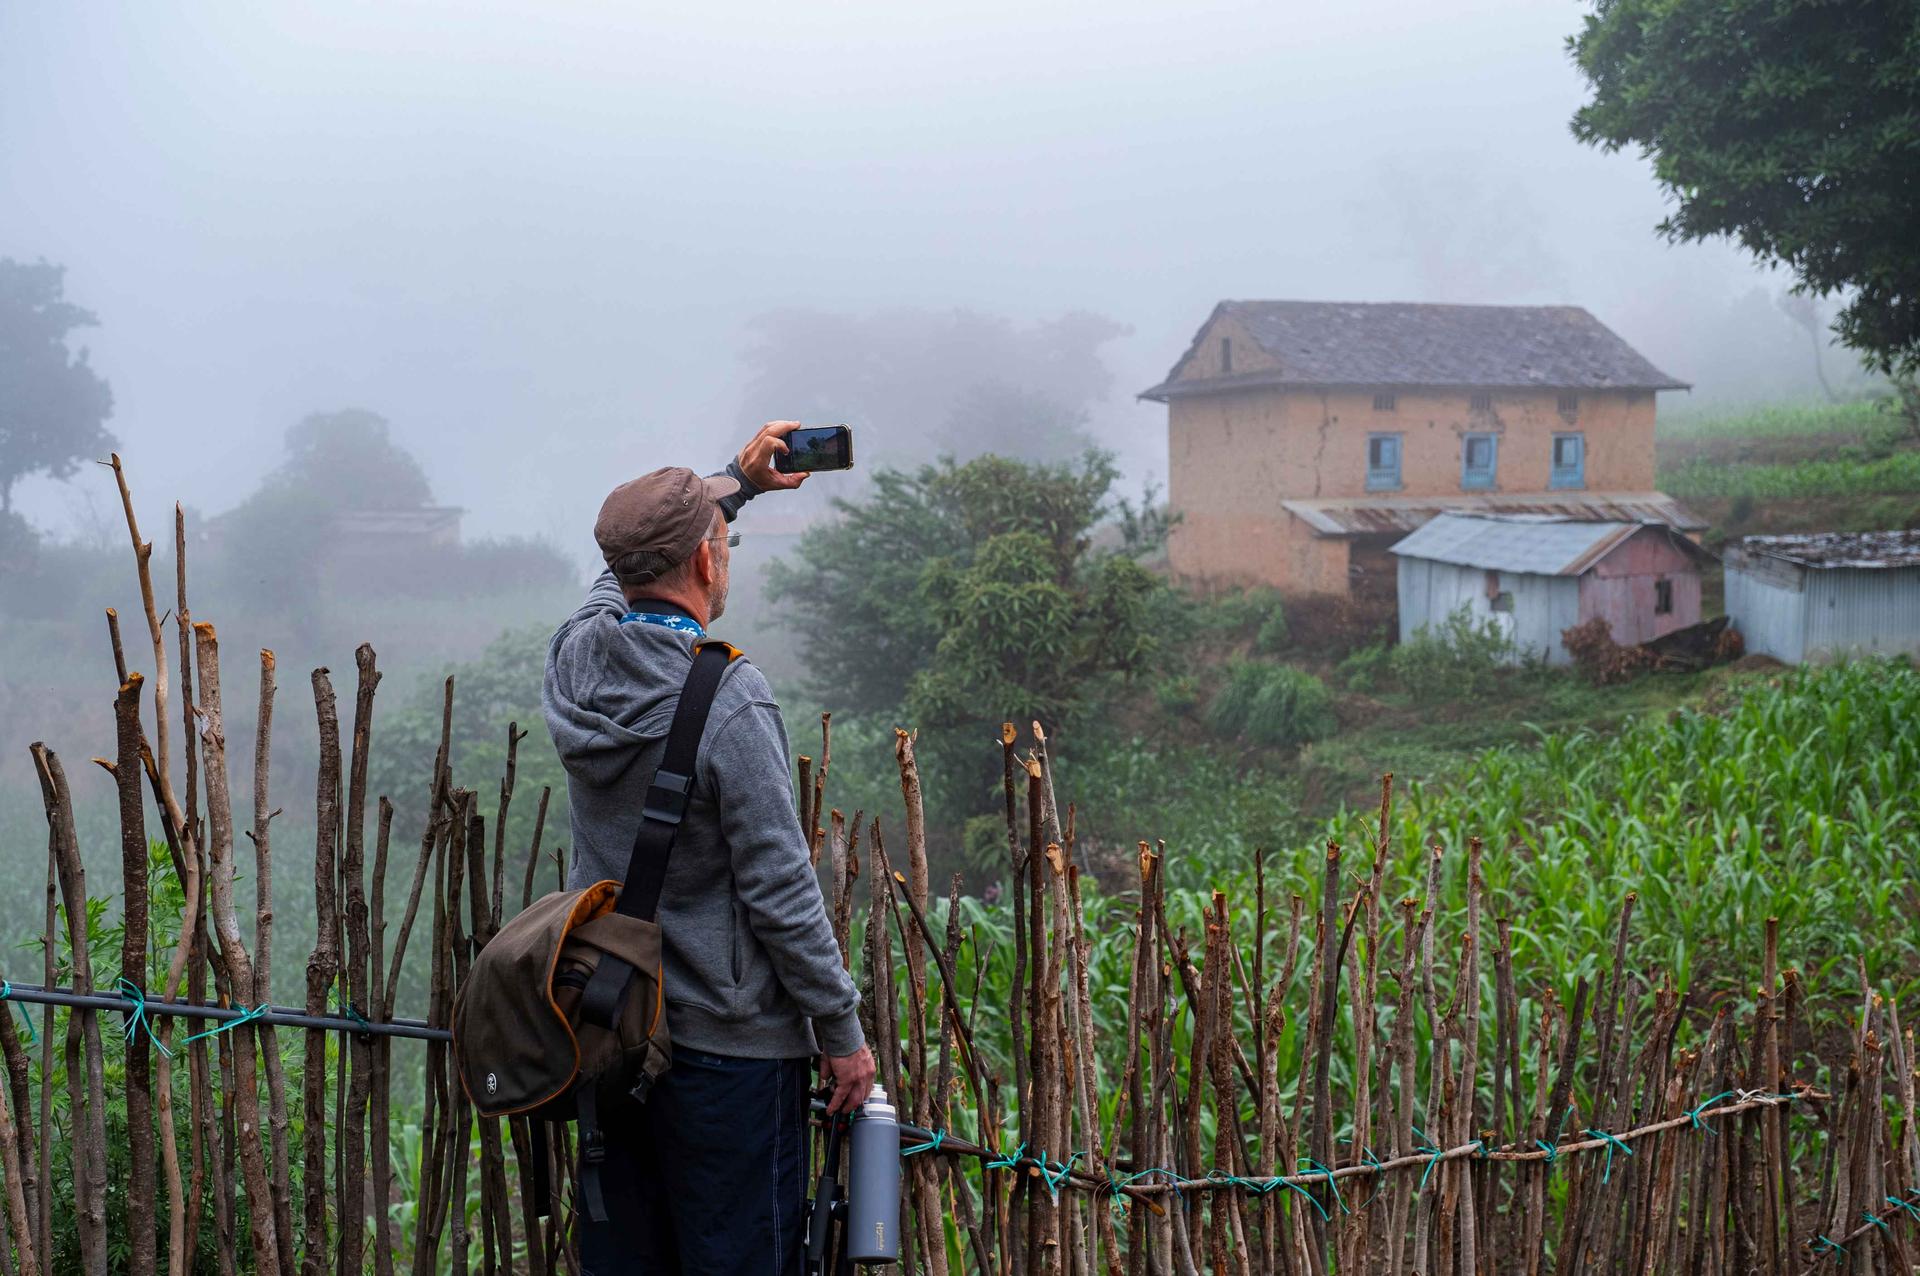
[774, 425, 855, 474]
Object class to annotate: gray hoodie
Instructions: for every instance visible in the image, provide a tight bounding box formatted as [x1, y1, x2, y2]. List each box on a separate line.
[542, 479, 863, 1060]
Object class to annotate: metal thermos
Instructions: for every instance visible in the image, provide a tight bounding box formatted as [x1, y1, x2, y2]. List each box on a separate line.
[843, 1085, 901, 1265]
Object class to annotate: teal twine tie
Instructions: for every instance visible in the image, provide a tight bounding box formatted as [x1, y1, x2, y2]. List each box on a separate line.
[1037, 1150, 1083, 1199]
[1104, 1172, 1128, 1216]
[182, 1002, 269, 1045]
[116, 978, 174, 1059]
[1114, 1166, 1184, 1206]
[1886, 1192, 1920, 1221]
[902, 1129, 946, 1157]
[1812, 1234, 1847, 1259]
[1415, 1140, 1445, 1194]
[1276, 1175, 1330, 1222]
[1297, 1158, 1348, 1215]
[335, 976, 372, 1032]
[985, 1141, 1026, 1173]
[1350, 1149, 1387, 1212]
[0, 981, 34, 1047]
[1534, 1139, 1559, 1167]
[1583, 1129, 1632, 1184]
[1207, 1169, 1277, 1199]
[1863, 1210, 1891, 1233]
[1686, 1091, 1738, 1133]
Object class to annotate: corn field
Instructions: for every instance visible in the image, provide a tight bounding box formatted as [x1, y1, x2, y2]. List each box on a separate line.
[2, 459, 1917, 1275]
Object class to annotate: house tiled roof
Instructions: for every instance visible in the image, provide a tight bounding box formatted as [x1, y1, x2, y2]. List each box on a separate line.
[1281, 491, 1707, 537]
[1388, 512, 1716, 576]
[1141, 301, 1689, 400]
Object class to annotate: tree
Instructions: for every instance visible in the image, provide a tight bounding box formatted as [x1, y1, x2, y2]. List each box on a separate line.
[1569, 0, 1920, 376]
[0, 259, 115, 514]
[768, 450, 1170, 824]
[213, 409, 435, 610]
[251, 408, 434, 511]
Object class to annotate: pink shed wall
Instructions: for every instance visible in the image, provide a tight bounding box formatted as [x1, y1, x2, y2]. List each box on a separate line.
[1577, 529, 1702, 645]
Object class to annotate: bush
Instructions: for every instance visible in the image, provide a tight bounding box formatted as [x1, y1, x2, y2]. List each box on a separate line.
[1336, 643, 1393, 691]
[1205, 660, 1336, 748]
[1153, 674, 1201, 716]
[1388, 606, 1520, 703]
[1254, 604, 1290, 654]
[1195, 586, 1285, 637]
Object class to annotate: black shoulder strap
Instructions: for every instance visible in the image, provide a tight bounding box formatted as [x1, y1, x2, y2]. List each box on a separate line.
[615, 640, 736, 920]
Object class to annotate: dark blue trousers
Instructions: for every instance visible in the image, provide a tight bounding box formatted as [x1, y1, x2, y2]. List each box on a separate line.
[578, 1048, 811, 1276]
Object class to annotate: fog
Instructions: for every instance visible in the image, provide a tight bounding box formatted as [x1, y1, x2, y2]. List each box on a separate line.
[1, 0, 1874, 553]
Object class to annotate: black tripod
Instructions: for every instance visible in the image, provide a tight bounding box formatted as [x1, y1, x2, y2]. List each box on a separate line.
[804, 1100, 859, 1276]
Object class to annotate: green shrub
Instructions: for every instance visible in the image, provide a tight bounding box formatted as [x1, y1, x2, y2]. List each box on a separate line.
[1153, 674, 1202, 716]
[1205, 660, 1336, 747]
[1196, 585, 1285, 638]
[1388, 606, 1520, 703]
[1336, 643, 1393, 691]
[1254, 604, 1290, 654]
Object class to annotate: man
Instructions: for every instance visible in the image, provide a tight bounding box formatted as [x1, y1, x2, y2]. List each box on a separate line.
[543, 421, 876, 1275]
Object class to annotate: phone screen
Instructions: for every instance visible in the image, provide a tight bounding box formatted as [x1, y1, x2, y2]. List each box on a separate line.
[777, 425, 854, 473]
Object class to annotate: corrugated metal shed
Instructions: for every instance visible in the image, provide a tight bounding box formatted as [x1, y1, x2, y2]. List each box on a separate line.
[1389, 513, 1714, 576]
[1726, 532, 1920, 662]
[1392, 513, 1710, 663]
[1282, 491, 1706, 537]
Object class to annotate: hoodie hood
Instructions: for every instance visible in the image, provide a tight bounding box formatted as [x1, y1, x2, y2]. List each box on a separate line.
[544, 610, 727, 788]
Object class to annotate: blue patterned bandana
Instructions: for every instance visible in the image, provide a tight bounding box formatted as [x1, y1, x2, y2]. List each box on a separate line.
[620, 611, 706, 638]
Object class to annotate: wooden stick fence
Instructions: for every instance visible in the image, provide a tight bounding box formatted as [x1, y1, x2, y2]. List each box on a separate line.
[0, 457, 1913, 1275]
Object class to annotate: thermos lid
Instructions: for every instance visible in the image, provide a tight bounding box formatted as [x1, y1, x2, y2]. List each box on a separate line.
[859, 1084, 896, 1120]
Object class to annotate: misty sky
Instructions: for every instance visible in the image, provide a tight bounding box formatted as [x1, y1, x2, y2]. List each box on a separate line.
[1, 1, 1855, 555]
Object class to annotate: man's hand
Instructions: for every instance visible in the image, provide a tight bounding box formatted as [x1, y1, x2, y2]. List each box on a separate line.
[737, 420, 809, 492]
[820, 1044, 877, 1115]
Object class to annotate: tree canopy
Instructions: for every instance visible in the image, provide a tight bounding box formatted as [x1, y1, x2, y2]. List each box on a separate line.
[1569, 0, 1920, 376]
[768, 450, 1168, 823]
[0, 259, 115, 515]
[214, 409, 436, 609]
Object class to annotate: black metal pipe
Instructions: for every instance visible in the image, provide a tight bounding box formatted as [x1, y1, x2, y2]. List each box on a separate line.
[0, 980, 451, 1043]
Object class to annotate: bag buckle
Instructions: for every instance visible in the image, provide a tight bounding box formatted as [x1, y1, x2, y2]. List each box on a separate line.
[581, 1127, 607, 1165]
[629, 1071, 656, 1106]
[641, 770, 693, 825]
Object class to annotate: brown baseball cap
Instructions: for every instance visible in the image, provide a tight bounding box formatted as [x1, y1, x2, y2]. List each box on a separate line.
[595, 467, 741, 580]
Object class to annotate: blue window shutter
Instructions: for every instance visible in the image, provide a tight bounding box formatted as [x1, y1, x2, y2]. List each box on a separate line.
[1367, 432, 1402, 491]
[1551, 432, 1585, 489]
[1461, 432, 1497, 490]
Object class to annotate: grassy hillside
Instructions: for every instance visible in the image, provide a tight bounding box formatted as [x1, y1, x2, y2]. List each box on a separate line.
[1656, 395, 1920, 540]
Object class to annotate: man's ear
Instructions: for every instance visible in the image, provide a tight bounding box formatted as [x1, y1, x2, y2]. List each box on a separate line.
[692, 538, 716, 588]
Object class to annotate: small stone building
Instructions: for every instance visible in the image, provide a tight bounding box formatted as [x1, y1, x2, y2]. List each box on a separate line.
[1390, 513, 1713, 664]
[1140, 301, 1700, 597]
[1725, 530, 1920, 663]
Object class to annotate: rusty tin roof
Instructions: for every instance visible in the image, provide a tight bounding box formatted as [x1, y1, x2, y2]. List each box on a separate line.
[1731, 530, 1920, 570]
[1282, 491, 1707, 537]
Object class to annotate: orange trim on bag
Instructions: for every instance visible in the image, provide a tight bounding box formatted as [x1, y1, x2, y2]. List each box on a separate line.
[459, 880, 620, 1117]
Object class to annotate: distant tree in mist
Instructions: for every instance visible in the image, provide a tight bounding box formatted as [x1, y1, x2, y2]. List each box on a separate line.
[737, 307, 1127, 467]
[253, 408, 435, 510]
[214, 409, 435, 609]
[1571, 0, 1920, 378]
[937, 383, 1095, 463]
[0, 259, 115, 517]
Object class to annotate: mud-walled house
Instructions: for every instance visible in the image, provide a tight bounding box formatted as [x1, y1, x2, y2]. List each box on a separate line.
[1139, 301, 1702, 599]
